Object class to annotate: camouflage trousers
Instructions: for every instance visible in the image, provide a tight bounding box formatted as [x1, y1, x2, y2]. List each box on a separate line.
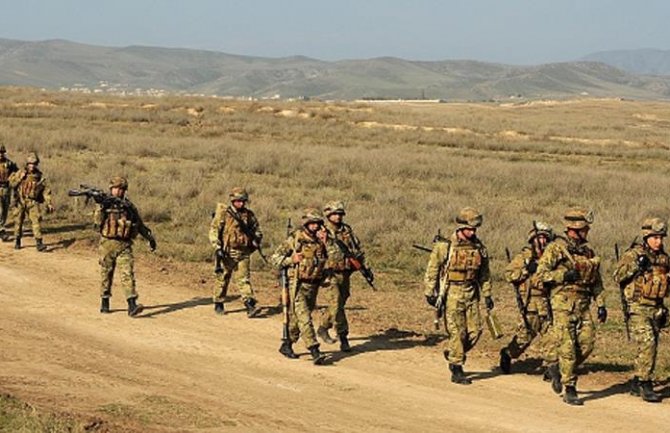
[629, 303, 663, 381]
[0, 186, 10, 229]
[289, 279, 321, 349]
[14, 200, 43, 239]
[212, 249, 254, 303]
[99, 238, 137, 300]
[319, 271, 351, 336]
[445, 284, 482, 366]
[550, 299, 595, 387]
[505, 295, 554, 360]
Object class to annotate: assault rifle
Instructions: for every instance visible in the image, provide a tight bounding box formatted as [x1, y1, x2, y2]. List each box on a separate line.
[279, 219, 293, 344]
[413, 228, 448, 330]
[333, 238, 376, 291]
[225, 207, 268, 264]
[505, 247, 532, 333]
[68, 184, 123, 207]
[614, 243, 632, 341]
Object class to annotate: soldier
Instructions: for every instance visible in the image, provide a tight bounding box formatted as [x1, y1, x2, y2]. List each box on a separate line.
[209, 187, 263, 317]
[424, 207, 495, 385]
[271, 208, 329, 365]
[318, 200, 368, 352]
[499, 222, 555, 374]
[536, 207, 607, 406]
[0, 145, 18, 241]
[613, 217, 668, 403]
[9, 152, 54, 251]
[95, 176, 156, 316]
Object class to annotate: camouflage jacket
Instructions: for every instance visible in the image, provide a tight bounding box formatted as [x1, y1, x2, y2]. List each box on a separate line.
[271, 228, 330, 282]
[505, 246, 546, 299]
[536, 236, 605, 309]
[94, 197, 152, 243]
[423, 232, 492, 298]
[0, 158, 18, 186]
[324, 220, 364, 271]
[208, 204, 262, 252]
[613, 243, 669, 306]
[9, 168, 52, 205]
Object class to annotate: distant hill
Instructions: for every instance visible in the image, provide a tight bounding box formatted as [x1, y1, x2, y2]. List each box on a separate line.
[583, 49, 670, 76]
[2, 38, 670, 100]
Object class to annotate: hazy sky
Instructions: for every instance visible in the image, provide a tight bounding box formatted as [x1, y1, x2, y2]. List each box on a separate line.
[0, 0, 667, 64]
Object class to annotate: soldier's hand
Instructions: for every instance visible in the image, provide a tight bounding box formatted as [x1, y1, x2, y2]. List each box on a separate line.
[425, 294, 437, 307]
[149, 239, 157, 252]
[291, 253, 303, 264]
[636, 255, 651, 272]
[526, 261, 538, 274]
[46, 204, 55, 214]
[485, 296, 494, 310]
[597, 306, 607, 323]
[563, 269, 580, 283]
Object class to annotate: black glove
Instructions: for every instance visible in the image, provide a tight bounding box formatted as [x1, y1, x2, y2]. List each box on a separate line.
[425, 294, 437, 307]
[655, 306, 668, 328]
[597, 306, 607, 323]
[526, 261, 538, 274]
[563, 269, 580, 283]
[636, 255, 652, 272]
[485, 296, 494, 310]
[149, 238, 157, 252]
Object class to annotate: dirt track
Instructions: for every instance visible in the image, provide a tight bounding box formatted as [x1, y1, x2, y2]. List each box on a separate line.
[0, 242, 668, 432]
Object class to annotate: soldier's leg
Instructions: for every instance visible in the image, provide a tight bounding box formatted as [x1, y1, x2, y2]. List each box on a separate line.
[116, 245, 137, 300]
[446, 294, 467, 365]
[575, 310, 595, 367]
[28, 203, 43, 238]
[334, 273, 351, 336]
[0, 189, 8, 227]
[506, 312, 539, 359]
[535, 315, 554, 361]
[318, 275, 339, 331]
[212, 255, 235, 303]
[630, 312, 657, 382]
[288, 282, 301, 344]
[99, 240, 118, 299]
[463, 298, 482, 355]
[13, 204, 26, 239]
[232, 251, 254, 301]
[294, 282, 319, 349]
[556, 312, 579, 387]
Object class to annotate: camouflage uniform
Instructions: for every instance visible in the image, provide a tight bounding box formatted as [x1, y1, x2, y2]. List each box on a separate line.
[209, 187, 262, 316]
[613, 217, 668, 403]
[95, 177, 156, 316]
[500, 222, 556, 373]
[9, 153, 53, 251]
[0, 146, 18, 238]
[536, 208, 606, 405]
[272, 208, 330, 364]
[319, 201, 366, 351]
[424, 207, 493, 384]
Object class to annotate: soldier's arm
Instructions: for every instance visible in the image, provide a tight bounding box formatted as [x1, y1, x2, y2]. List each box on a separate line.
[128, 202, 154, 243]
[270, 235, 295, 270]
[208, 203, 225, 249]
[536, 243, 568, 284]
[93, 204, 103, 229]
[8, 170, 24, 189]
[612, 249, 640, 285]
[249, 211, 262, 241]
[504, 250, 530, 283]
[478, 246, 493, 298]
[423, 241, 448, 297]
[592, 270, 606, 308]
[41, 178, 53, 207]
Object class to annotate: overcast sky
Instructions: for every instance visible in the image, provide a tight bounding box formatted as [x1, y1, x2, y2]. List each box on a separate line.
[0, 0, 667, 64]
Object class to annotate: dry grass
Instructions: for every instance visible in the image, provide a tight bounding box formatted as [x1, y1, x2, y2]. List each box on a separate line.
[0, 86, 668, 378]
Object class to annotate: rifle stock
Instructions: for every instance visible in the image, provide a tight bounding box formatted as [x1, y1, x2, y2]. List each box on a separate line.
[280, 218, 293, 342]
[614, 243, 631, 341]
[506, 246, 533, 334]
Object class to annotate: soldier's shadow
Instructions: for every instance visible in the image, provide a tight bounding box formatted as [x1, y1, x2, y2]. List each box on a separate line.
[43, 223, 90, 235]
[323, 328, 447, 365]
[579, 381, 631, 403]
[45, 238, 76, 252]
[137, 297, 212, 319]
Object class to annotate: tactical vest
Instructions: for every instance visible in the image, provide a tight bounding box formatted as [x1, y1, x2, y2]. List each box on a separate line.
[633, 253, 670, 300]
[19, 172, 44, 201]
[100, 203, 134, 240]
[443, 241, 483, 283]
[222, 209, 253, 250]
[325, 223, 356, 271]
[294, 230, 328, 281]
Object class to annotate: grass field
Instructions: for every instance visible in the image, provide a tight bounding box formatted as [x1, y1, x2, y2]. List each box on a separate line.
[0, 86, 669, 421]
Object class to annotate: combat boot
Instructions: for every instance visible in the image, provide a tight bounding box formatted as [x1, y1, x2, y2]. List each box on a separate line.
[499, 348, 512, 374]
[100, 297, 110, 314]
[563, 386, 583, 406]
[449, 364, 472, 385]
[244, 298, 260, 318]
[35, 238, 46, 252]
[308, 344, 325, 365]
[317, 326, 337, 344]
[214, 302, 225, 315]
[630, 376, 641, 396]
[278, 341, 298, 359]
[14, 237, 20, 250]
[640, 381, 662, 403]
[0, 231, 9, 242]
[339, 332, 351, 352]
[548, 364, 562, 394]
[127, 297, 144, 317]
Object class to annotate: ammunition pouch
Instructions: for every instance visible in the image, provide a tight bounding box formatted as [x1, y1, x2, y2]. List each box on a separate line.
[101, 208, 134, 240]
[634, 266, 669, 300]
[444, 247, 482, 282]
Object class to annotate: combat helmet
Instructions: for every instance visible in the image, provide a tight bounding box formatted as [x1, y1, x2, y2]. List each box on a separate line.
[302, 207, 324, 226]
[26, 152, 39, 164]
[641, 217, 667, 238]
[109, 176, 128, 190]
[0, 145, 6, 153]
[323, 200, 346, 217]
[455, 207, 483, 230]
[563, 207, 594, 230]
[528, 221, 554, 243]
[229, 187, 249, 202]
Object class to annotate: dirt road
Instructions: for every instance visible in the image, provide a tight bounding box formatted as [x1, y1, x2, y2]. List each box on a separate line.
[0, 242, 668, 432]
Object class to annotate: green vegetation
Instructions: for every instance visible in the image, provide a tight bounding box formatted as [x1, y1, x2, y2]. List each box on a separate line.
[0, 393, 87, 432]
